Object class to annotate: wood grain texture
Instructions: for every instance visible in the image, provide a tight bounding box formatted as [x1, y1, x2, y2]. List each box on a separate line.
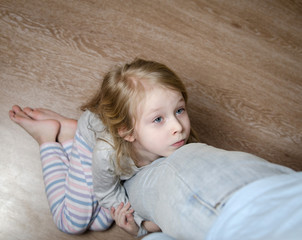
[1, 0, 301, 239]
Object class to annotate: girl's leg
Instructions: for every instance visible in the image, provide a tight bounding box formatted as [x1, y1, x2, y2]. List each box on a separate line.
[59, 131, 113, 232]
[23, 107, 114, 231]
[9, 106, 113, 233]
[41, 135, 112, 234]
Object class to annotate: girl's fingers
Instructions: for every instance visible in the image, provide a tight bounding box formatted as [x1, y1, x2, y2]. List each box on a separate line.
[110, 206, 116, 219]
[124, 202, 131, 210]
[117, 202, 124, 212]
[118, 202, 132, 214]
[126, 212, 134, 222]
[114, 203, 126, 223]
[113, 202, 134, 223]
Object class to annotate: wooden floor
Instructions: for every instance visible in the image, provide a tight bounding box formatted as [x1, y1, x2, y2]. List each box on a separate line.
[1, 0, 301, 239]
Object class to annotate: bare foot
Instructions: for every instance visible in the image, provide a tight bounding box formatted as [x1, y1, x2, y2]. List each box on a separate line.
[23, 107, 77, 143]
[24, 107, 68, 121]
[9, 105, 60, 145]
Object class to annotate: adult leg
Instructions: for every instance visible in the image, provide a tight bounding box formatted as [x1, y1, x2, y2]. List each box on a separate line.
[142, 233, 176, 240]
[206, 172, 302, 240]
[125, 143, 295, 240]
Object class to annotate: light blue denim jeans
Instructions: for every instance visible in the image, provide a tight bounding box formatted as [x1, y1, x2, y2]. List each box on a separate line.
[124, 143, 294, 240]
[206, 172, 302, 240]
[142, 232, 175, 240]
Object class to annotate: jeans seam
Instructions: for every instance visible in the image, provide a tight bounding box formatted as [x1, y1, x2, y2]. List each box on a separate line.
[166, 163, 219, 216]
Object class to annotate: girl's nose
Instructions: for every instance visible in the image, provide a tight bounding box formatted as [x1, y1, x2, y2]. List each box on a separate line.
[171, 117, 183, 135]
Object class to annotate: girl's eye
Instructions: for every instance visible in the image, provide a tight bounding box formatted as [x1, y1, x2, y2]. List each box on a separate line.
[176, 108, 185, 115]
[153, 117, 163, 123]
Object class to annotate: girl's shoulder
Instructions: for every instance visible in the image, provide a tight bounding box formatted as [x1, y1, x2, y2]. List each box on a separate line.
[79, 110, 104, 130]
[78, 110, 111, 148]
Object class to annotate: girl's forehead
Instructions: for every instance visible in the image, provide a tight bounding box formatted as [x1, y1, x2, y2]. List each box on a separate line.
[151, 85, 183, 96]
[137, 87, 183, 113]
[142, 83, 179, 94]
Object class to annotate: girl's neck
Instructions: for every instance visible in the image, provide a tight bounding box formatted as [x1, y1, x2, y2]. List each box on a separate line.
[132, 150, 159, 168]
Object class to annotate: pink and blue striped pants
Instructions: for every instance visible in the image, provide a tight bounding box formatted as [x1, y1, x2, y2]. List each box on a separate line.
[40, 130, 113, 234]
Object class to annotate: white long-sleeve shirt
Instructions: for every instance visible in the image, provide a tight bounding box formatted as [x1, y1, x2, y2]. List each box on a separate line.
[77, 110, 147, 235]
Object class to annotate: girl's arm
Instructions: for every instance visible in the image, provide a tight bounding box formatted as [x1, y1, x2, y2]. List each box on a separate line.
[92, 144, 128, 208]
[92, 141, 148, 236]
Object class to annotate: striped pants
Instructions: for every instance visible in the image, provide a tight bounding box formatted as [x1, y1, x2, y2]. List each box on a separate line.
[40, 130, 113, 234]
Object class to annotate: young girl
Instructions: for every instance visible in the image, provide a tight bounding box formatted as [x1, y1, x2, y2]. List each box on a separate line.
[9, 58, 197, 236]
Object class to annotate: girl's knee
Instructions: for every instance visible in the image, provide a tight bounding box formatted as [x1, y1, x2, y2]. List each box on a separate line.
[53, 216, 90, 234]
[89, 208, 114, 231]
[56, 226, 87, 235]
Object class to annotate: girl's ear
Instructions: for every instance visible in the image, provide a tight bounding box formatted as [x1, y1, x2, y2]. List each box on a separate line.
[118, 128, 135, 142]
[124, 134, 135, 142]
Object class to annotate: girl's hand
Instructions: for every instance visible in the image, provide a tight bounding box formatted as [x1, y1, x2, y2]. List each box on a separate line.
[110, 202, 139, 236]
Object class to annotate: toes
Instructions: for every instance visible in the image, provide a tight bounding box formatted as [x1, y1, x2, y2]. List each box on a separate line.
[10, 105, 27, 119]
[24, 107, 33, 114]
[9, 110, 16, 120]
[12, 105, 22, 113]
[24, 107, 44, 120]
[10, 105, 31, 119]
[9, 110, 24, 123]
[24, 107, 34, 117]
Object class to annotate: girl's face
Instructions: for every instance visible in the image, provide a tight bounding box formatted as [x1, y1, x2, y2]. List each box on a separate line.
[129, 86, 191, 166]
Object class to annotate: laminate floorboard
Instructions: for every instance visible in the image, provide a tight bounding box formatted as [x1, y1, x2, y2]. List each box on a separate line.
[1, 1, 301, 239]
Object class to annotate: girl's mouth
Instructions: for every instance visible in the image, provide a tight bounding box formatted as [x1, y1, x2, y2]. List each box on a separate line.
[172, 139, 185, 148]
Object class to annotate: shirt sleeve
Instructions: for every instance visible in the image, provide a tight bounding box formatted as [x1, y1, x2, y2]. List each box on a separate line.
[92, 140, 128, 209]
